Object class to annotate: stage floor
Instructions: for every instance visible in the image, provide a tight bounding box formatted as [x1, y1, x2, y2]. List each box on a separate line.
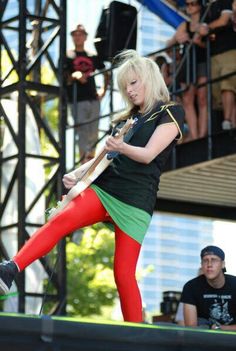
[0, 312, 236, 351]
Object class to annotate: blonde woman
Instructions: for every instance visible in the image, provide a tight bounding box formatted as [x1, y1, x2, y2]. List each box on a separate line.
[0, 50, 184, 323]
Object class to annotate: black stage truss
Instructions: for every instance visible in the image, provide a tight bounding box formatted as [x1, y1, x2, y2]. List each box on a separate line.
[0, 0, 67, 314]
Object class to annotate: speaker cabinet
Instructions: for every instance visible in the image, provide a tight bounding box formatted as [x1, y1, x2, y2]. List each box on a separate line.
[94, 1, 137, 61]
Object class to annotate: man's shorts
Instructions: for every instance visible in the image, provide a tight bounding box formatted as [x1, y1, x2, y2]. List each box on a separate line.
[211, 49, 236, 108]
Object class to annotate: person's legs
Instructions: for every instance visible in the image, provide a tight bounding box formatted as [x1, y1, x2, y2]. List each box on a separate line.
[181, 84, 198, 141]
[85, 100, 100, 159]
[212, 50, 236, 129]
[14, 188, 107, 270]
[113, 226, 142, 323]
[221, 90, 236, 129]
[220, 51, 236, 128]
[75, 101, 90, 161]
[76, 100, 100, 163]
[197, 76, 208, 138]
[0, 188, 107, 294]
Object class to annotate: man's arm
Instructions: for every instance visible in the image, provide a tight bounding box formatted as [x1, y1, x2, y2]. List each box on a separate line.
[208, 11, 232, 30]
[183, 303, 198, 327]
[212, 324, 236, 331]
[199, 11, 232, 36]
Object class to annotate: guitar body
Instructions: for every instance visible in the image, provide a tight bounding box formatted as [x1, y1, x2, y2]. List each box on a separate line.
[47, 118, 133, 219]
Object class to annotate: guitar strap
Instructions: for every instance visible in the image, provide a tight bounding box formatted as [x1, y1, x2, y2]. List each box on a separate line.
[107, 101, 164, 160]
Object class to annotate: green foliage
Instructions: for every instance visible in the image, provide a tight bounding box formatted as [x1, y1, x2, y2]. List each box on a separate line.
[1, 50, 18, 85]
[66, 224, 117, 317]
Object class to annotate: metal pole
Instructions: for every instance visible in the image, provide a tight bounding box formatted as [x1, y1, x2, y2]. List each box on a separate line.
[18, 0, 27, 313]
[57, 0, 67, 315]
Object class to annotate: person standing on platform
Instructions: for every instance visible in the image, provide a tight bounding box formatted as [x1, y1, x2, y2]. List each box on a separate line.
[167, 0, 207, 141]
[0, 50, 184, 323]
[181, 245, 236, 331]
[199, 0, 236, 130]
[232, 0, 236, 31]
[66, 24, 109, 163]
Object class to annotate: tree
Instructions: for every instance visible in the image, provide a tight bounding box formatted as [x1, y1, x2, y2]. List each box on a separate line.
[66, 224, 117, 317]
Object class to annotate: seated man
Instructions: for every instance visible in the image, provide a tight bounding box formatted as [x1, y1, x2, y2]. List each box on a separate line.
[181, 245, 236, 331]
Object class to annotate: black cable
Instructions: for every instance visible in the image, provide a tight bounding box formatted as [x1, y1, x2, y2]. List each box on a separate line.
[39, 254, 59, 316]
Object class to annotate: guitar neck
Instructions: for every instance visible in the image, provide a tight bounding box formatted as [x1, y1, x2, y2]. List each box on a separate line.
[84, 148, 107, 178]
[80, 118, 133, 180]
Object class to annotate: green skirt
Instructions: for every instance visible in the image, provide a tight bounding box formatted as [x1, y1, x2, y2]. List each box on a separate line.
[90, 184, 151, 244]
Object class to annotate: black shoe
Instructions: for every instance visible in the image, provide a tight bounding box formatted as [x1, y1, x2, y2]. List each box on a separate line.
[0, 261, 18, 295]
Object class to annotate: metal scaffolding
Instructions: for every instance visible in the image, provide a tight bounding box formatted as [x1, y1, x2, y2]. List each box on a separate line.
[0, 0, 67, 314]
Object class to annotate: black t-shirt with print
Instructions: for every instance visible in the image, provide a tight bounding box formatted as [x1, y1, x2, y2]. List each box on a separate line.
[94, 102, 185, 216]
[206, 0, 236, 56]
[181, 274, 236, 325]
[66, 50, 105, 102]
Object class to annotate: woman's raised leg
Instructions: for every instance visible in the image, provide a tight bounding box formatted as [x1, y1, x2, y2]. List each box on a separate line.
[14, 188, 107, 270]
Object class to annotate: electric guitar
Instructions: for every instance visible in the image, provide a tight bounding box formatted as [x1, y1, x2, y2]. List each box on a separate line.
[47, 118, 134, 219]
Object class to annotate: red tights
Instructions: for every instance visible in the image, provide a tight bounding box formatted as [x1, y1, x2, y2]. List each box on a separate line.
[13, 188, 143, 322]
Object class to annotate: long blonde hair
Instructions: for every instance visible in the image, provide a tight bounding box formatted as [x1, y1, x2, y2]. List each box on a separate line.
[113, 50, 170, 122]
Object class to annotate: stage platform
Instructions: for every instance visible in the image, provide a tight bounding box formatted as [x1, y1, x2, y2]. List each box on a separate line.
[0, 313, 236, 351]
